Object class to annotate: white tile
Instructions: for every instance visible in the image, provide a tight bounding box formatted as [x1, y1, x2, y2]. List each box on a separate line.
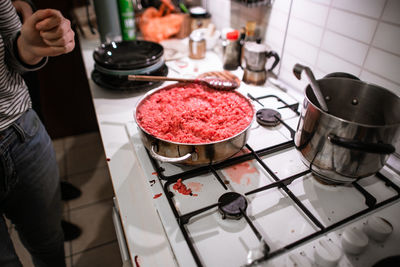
[272, 0, 292, 12]
[287, 17, 324, 45]
[64, 132, 102, 151]
[321, 31, 369, 65]
[285, 36, 319, 65]
[332, 0, 386, 18]
[326, 9, 378, 43]
[292, 0, 329, 26]
[360, 70, 400, 96]
[382, 0, 400, 24]
[72, 242, 122, 267]
[70, 201, 116, 254]
[268, 8, 289, 30]
[265, 26, 286, 52]
[280, 53, 315, 89]
[317, 51, 361, 75]
[373, 22, 400, 55]
[309, 0, 331, 5]
[278, 67, 308, 92]
[66, 140, 107, 176]
[213, 15, 231, 30]
[364, 48, 400, 84]
[313, 68, 329, 79]
[208, 0, 230, 25]
[68, 167, 114, 209]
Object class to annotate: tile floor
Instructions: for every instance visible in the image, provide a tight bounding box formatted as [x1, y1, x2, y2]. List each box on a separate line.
[8, 132, 122, 267]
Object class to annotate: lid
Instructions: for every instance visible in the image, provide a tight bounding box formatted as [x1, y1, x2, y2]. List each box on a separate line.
[226, 30, 239, 41]
[244, 41, 267, 52]
[189, 6, 211, 18]
[190, 29, 205, 42]
[93, 40, 164, 70]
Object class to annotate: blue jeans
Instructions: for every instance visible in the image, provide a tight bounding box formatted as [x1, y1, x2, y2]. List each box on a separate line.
[0, 109, 65, 267]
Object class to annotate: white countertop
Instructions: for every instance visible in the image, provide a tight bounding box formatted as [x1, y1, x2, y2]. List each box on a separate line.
[80, 38, 178, 267]
[79, 38, 240, 267]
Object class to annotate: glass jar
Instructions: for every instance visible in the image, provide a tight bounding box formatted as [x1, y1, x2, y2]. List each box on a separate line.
[189, 30, 206, 59]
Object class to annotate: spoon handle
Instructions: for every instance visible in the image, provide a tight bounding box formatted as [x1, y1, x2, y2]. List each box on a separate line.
[293, 64, 329, 112]
[128, 75, 196, 83]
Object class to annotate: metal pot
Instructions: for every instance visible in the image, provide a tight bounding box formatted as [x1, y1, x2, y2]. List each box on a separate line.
[134, 83, 254, 165]
[294, 72, 400, 184]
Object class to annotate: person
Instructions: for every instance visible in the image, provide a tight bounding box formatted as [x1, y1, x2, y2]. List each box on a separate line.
[11, 0, 84, 203]
[0, 1, 75, 266]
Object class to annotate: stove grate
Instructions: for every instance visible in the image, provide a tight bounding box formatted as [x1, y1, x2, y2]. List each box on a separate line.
[145, 93, 400, 267]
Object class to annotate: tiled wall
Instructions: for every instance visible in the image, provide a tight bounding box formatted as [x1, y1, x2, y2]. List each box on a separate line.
[203, 0, 400, 95]
[279, 0, 400, 95]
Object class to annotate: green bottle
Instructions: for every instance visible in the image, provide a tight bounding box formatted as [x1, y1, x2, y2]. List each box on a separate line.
[117, 0, 136, 40]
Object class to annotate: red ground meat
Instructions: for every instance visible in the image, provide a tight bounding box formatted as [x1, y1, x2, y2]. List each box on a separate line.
[136, 83, 254, 143]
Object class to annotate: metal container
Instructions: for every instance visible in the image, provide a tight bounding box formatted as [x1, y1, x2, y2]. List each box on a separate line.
[134, 83, 254, 165]
[189, 30, 206, 59]
[243, 41, 279, 72]
[295, 74, 400, 184]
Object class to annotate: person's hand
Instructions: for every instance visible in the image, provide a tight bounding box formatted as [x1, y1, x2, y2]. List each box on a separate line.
[17, 9, 75, 65]
[12, 0, 33, 23]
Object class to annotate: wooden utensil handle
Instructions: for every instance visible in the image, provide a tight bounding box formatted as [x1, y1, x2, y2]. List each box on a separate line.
[128, 75, 196, 83]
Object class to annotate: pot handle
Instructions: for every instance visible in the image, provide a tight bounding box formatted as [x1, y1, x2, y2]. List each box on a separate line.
[266, 51, 280, 71]
[328, 134, 395, 154]
[150, 144, 197, 163]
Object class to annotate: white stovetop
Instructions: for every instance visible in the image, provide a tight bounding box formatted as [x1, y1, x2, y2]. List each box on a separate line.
[79, 38, 400, 267]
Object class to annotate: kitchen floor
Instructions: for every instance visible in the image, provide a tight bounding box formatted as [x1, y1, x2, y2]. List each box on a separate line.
[8, 132, 122, 267]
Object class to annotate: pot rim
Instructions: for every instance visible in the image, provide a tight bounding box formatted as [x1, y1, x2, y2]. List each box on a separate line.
[134, 82, 256, 146]
[305, 78, 400, 128]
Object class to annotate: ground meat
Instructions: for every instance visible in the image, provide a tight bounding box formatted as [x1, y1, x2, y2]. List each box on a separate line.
[136, 83, 253, 143]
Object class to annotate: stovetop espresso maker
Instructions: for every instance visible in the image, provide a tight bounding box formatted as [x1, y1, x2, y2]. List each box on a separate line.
[242, 41, 280, 85]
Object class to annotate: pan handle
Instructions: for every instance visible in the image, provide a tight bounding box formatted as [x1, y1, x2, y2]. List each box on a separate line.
[328, 134, 395, 154]
[150, 144, 197, 163]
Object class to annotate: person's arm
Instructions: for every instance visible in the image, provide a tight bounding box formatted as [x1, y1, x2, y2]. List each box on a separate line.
[18, 8, 75, 65]
[1, 0, 42, 73]
[2, 1, 75, 72]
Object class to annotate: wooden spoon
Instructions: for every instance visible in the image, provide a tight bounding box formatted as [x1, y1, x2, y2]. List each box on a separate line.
[128, 75, 239, 91]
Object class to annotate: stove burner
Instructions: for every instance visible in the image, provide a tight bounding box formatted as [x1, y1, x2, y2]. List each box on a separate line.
[218, 192, 248, 220]
[256, 108, 282, 127]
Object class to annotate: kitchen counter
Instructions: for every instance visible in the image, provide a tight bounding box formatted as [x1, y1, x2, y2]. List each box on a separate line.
[79, 37, 234, 267]
[79, 37, 400, 267]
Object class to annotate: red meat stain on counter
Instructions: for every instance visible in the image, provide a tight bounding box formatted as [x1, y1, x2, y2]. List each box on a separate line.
[173, 179, 199, 196]
[187, 182, 203, 192]
[224, 161, 258, 185]
[153, 193, 162, 199]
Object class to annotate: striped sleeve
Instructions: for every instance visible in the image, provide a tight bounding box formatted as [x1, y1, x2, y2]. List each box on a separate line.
[1, 0, 47, 73]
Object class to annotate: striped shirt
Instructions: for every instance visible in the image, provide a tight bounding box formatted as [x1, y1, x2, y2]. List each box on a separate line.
[0, 0, 47, 131]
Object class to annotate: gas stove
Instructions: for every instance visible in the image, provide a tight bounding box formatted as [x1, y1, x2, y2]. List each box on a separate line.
[125, 83, 400, 267]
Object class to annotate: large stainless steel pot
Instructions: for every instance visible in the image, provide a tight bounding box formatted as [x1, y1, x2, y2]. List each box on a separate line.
[134, 83, 255, 165]
[294, 67, 400, 184]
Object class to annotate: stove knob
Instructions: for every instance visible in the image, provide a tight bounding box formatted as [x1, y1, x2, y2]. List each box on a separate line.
[314, 239, 342, 267]
[341, 227, 369, 254]
[286, 253, 313, 267]
[363, 216, 393, 242]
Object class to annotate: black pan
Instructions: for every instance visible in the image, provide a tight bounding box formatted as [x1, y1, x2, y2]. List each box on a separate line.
[93, 40, 164, 70]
